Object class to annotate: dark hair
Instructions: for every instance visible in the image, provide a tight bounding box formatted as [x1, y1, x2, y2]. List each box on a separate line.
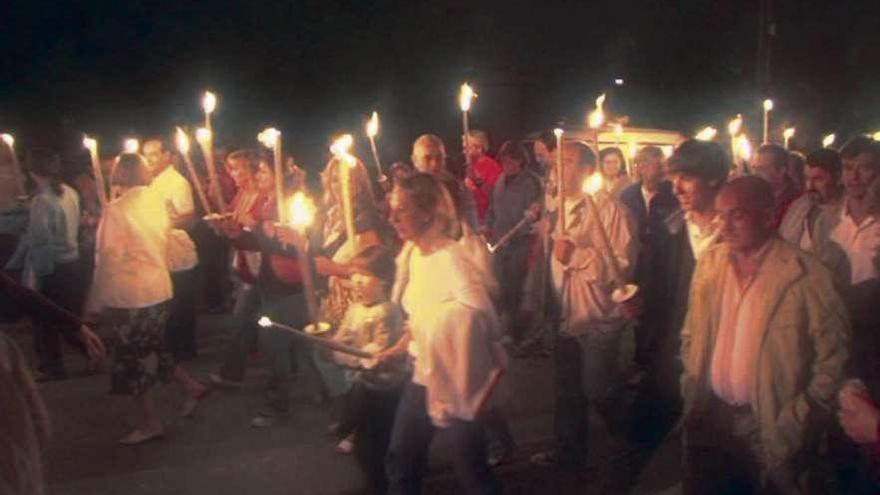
[536, 130, 557, 152]
[566, 141, 597, 168]
[840, 135, 874, 159]
[805, 149, 841, 180]
[351, 245, 396, 286]
[396, 172, 442, 218]
[28, 148, 63, 196]
[668, 139, 729, 187]
[143, 136, 169, 154]
[599, 146, 627, 177]
[496, 140, 530, 166]
[112, 153, 151, 187]
[757, 144, 789, 171]
[859, 141, 880, 171]
[226, 148, 263, 176]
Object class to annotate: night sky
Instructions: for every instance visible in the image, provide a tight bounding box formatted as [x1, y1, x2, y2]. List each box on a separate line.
[1, 0, 879, 174]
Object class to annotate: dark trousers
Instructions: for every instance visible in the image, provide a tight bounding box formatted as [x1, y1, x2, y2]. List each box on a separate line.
[553, 333, 591, 465]
[683, 395, 806, 495]
[218, 284, 260, 382]
[35, 260, 82, 374]
[385, 383, 501, 495]
[493, 235, 533, 342]
[165, 269, 198, 362]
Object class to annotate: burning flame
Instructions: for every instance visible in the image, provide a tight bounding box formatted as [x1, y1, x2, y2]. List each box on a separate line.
[1, 133, 14, 147]
[728, 114, 743, 136]
[124, 138, 140, 154]
[288, 191, 317, 230]
[628, 140, 639, 159]
[175, 128, 190, 154]
[366, 111, 379, 138]
[763, 99, 774, 112]
[873, 131, 880, 141]
[202, 91, 217, 114]
[459, 83, 476, 112]
[553, 128, 564, 138]
[783, 127, 795, 140]
[695, 126, 717, 141]
[258, 128, 280, 148]
[582, 173, 604, 196]
[257, 316, 272, 328]
[195, 127, 212, 144]
[330, 133, 354, 156]
[822, 133, 836, 148]
[736, 135, 752, 160]
[588, 93, 606, 129]
[83, 136, 97, 153]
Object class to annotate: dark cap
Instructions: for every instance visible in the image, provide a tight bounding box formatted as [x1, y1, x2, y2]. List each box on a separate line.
[667, 139, 729, 186]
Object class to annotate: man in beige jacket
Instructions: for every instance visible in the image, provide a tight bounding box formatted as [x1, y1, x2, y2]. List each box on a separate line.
[680, 176, 850, 494]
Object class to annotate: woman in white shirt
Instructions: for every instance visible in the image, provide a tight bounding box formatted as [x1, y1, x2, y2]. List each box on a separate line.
[87, 153, 199, 445]
[379, 173, 505, 495]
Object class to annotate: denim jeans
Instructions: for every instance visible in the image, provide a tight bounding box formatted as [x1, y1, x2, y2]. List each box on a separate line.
[218, 284, 261, 382]
[385, 383, 502, 495]
[258, 290, 308, 414]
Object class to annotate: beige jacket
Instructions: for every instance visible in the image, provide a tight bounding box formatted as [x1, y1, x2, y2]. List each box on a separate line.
[680, 237, 850, 469]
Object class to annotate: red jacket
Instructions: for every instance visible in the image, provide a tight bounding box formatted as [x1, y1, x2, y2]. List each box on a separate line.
[470, 155, 502, 225]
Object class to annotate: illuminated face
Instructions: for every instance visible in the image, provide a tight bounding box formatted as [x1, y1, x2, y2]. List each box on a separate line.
[255, 161, 275, 193]
[561, 143, 590, 196]
[752, 151, 787, 189]
[601, 153, 623, 178]
[533, 141, 552, 167]
[226, 156, 254, 190]
[842, 153, 879, 200]
[412, 143, 446, 175]
[466, 139, 485, 159]
[388, 187, 431, 242]
[672, 173, 715, 213]
[142, 140, 170, 176]
[804, 165, 838, 205]
[716, 187, 771, 253]
[352, 272, 385, 306]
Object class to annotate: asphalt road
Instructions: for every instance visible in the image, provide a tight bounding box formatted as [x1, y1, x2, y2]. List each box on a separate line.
[6, 313, 682, 495]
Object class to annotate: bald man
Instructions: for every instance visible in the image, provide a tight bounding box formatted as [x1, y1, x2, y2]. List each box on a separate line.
[680, 176, 849, 494]
[411, 134, 479, 231]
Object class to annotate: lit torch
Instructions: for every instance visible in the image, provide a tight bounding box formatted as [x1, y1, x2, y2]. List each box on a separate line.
[553, 128, 566, 234]
[365, 111, 386, 184]
[783, 127, 795, 150]
[735, 134, 752, 175]
[330, 134, 359, 255]
[823, 133, 836, 149]
[587, 93, 606, 156]
[176, 128, 212, 215]
[695, 126, 717, 141]
[459, 83, 476, 167]
[196, 127, 226, 212]
[762, 98, 774, 144]
[202, 91, 217, 133]
[1, 133, 26, 197]
[123, 138, 139, 154]
[258, 128, 284, 223]
[287, 191, 320, 326]
[83, 136, 108, 207]
[728, 114, 743, 164]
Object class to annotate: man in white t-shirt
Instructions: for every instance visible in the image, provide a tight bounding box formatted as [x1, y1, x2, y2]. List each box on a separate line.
[143, 138, 206, 415]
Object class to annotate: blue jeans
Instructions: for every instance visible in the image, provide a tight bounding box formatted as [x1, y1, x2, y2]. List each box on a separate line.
[218, 284, 261, 382]
[385, 383, 502, 495]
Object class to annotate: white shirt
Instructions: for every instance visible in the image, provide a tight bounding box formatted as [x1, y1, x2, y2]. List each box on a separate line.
[830, 202, 880, 285]
[641, 186, 656, 215]
[685, 213, 720, 260]
[150, 166, 198, 272]
[90, 186, 172, 310]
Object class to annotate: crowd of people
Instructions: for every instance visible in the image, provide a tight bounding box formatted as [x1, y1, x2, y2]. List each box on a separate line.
[3, 125, 880, 495]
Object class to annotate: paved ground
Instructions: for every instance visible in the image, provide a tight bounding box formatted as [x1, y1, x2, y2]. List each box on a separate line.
[6, 313, 682, 495]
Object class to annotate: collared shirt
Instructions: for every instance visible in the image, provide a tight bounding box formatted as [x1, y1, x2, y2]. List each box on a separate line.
[641, 186, 657, 215]
[710, 241, 774, 406]
[90, 186, 172, 310]
[831, 201, 880, 285]
[684, 212, 720, 260]
[150, 166, 198, 272]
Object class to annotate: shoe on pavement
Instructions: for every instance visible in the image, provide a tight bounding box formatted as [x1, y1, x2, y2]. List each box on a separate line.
[208, 372, 244, 388]
[181, 388, 210, 418]
[119, 428, 164, 445]
[335, 435, 355, 455]
[530, 450, 588, 471]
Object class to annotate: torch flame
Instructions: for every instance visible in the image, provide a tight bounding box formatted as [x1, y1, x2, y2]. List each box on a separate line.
[124, 138, 140, 154]
[288, 191, 317, 230]
[83, 136, 97, 153]
[763, 99, 774, 112]
[258, 128, 280, 148]
[582, 173, 604, 196]
[783, 127, 796, 140]
[728, 114, 743, 136]
[588, 93, 606, 129]
[257, 316, 272, 328]
[175, 128, 190, 154]
[366, 112, 379, 138]
[822, 133, 836, 148]
[202, 91, 217, 114]
[195, 127, 212, 144]
[330, 134, 354, 157]
[695, 126, 718, 141]
[1, 133, 14, 147]
[553, 128, 564, 138]
[459, 83, 476, 112]
[873, 131, 880, 141]
[736, 135, 752, 160]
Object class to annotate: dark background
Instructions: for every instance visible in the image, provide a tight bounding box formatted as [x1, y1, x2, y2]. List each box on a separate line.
[1, 0, 879, 174]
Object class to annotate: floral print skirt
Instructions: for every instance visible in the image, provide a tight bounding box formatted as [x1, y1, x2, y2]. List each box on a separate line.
[103, 302, 172, 397]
